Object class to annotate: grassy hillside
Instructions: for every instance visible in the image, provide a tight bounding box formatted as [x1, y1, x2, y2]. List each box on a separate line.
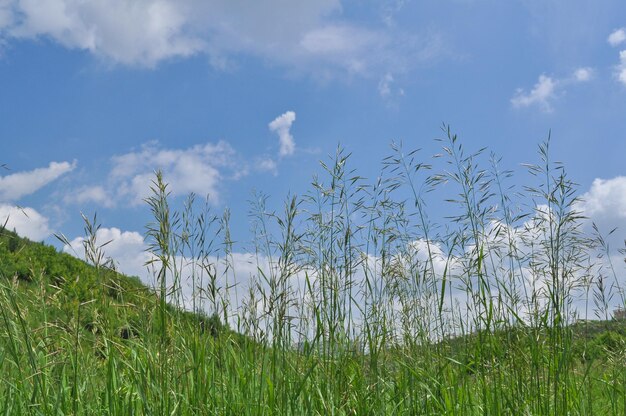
[0, 227, 239, 415]
[2, 133, 626, 414]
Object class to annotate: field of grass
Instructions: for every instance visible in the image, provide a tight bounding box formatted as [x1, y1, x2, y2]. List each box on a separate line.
[1, 129, 626, 414]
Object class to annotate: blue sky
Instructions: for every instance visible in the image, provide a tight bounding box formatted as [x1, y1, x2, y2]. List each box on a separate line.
[1, 0, 626, 283]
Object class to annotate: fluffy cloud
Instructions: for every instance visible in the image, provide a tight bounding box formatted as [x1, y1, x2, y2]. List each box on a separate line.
[573, 67, 593, 82]
[64, 226, 150, 277]
[511, 68, 592, 112]
[6, 0, 205, 67]
[0, 204, 51, 240]
[575, 177, 626, 316]
[607, 28, 626, 86]
[0, 0, 437, 79]
[0, 161, 75, 202]
[297, 24, 395, 75]
[608, 28, 626, 47]
[109, 140, 244, 205]
[577, 176, 626, 221]
[511, 75, 557, 112]
[65, 136, 292, 209]
[64, 185, 114, 207]
[269, 111, 296, 157]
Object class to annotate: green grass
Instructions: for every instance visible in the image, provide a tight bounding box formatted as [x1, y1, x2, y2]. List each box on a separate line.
[1, 127, 626, 414]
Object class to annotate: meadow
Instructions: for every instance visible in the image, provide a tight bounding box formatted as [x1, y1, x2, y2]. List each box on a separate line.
[1, 128, 625, 415]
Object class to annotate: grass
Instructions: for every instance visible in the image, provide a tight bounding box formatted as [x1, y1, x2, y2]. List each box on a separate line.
[1, 126, 626, 414]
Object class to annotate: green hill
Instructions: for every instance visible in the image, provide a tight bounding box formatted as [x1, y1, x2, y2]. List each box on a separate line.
[0, 227, 247, 415]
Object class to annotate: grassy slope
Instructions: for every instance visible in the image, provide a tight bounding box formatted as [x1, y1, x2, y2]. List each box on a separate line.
[0, 228, 248, 414]
[2, 228, 626, 415]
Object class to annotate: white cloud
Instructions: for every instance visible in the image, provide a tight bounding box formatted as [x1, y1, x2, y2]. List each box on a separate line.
[0, 0, 441, 81]
[608, 28, 626, 47]
[269, 111, 296, 157]
[607, 28, 626, 86]
[511, 68, 592, 112]
[0, 204, 51, 240]
[406, 238, 454, 278]
[511, 75, 558, 112]
[64, 226, 150, 277]
[300, 25, 376, 56]
[110, 140, 244, 205]
[574, 177, 626, 314]
[8, 0, 204, 67]
[66, 135, 287, 208]
[0, 161, 75, 202]
[577, 176, 626, 220]
[573, 67, 593, 82]
[64, 185, 114, 208]
[298, 24, 390, 75]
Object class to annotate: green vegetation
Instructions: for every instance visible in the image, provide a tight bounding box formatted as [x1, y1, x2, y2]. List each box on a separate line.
[1, 129, 626, 414]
